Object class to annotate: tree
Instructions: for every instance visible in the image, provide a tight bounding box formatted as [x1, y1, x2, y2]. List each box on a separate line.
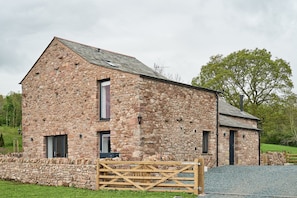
[153, 63, 182, 82]
[280, 93, 297, 146]
[1, 92, 22, 127]
[191, 48, 295, 145]
[0, 95, 4, 125]
[192, 48, 293, 115]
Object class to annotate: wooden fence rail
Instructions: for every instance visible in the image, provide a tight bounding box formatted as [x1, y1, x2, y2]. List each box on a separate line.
[96, 157, 204, 195]
[285, 152, 297, 164]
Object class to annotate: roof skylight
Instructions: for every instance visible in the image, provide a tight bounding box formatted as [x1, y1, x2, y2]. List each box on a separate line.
[105, 60, 120, 67]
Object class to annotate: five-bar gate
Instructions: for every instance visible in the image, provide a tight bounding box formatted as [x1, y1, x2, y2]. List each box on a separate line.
[96, 158, 205, 195]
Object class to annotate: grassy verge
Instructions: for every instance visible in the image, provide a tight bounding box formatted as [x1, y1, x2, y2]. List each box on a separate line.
[261, 143, 297, 154]
[0, 126, 22, 154]
[0, 180, 197, 198]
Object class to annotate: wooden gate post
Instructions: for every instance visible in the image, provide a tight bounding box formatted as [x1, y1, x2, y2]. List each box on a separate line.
[198, 157, 204, 194]
[193, 158, 199, 195]
[96, 159, 100, 190]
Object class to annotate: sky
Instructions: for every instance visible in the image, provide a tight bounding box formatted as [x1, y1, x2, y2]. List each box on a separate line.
[1, 0, 297, 95]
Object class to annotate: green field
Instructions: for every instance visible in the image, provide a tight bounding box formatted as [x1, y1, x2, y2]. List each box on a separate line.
[261, 143, 297, 154]
[0, 126, 22, 154]
[0, 180, 197, 198]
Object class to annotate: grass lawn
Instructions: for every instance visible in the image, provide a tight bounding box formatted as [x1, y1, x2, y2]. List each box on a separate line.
[0, 180, 197, 198]
[0, 126, 22, 154]
[261, 143, 297, 154]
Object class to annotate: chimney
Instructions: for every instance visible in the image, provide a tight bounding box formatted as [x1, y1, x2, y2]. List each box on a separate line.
[240, 95, 244, 111]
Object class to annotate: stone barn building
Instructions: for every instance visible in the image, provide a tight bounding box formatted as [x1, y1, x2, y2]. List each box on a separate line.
[20, 37, 260, 167]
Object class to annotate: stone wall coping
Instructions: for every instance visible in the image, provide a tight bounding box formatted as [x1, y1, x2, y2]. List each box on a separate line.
[0, 157, 96, 165]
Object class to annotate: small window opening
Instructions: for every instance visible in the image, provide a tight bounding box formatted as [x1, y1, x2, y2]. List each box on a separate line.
[202, 131, 209, 154]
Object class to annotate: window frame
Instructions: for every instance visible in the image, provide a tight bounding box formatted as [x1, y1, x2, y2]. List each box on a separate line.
[46, 135, 68, 158]
[99, 79, 111, 120]
[202, 131, 209, 154]
[100, 131, 111, 153]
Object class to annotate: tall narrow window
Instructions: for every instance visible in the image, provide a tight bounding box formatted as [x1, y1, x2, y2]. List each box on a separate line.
[202, 131, 209, 154]
[100, 80, 110, 119]
[46, 135, 68, 158]
[99, 131, 111, 158]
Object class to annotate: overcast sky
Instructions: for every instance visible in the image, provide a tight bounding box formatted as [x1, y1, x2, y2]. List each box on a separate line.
[1, 0, 297, 95]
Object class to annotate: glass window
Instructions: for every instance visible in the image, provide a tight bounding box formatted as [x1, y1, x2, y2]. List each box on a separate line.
[100, 80, 110, 119]
[202, 131, 209, 153]
[99, 131, 111, 156]
[46, 135, 67, 158]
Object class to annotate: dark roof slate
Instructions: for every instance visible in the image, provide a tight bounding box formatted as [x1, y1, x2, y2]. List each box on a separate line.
[57, 37, 167, 80]
[219, 115, 260, 131]
[219, 98, 259, 120]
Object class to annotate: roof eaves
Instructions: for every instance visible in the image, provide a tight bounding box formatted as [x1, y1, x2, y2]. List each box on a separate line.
[219, 123, 261, 131]
[219, 112, 260, 121]
[139, 74, 221, 94]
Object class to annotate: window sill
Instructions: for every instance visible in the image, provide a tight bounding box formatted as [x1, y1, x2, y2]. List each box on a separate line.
[99, 118, 110, 122]
[201, 153, 212, 156]
[100, 152, 119, 158]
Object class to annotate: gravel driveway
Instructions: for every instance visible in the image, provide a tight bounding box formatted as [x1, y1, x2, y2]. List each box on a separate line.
[204, 165, 297, 198]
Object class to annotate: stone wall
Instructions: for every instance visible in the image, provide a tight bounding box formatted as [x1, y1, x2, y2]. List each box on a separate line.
[21, 38, 141, 159]
[21, 38, 259, 167]
[21, 38, 219, 164]
[261, 152, 286, 165]
[139, 77, 217, 164]
[0, 157, 97, 190]
[218, 127, 259, 166]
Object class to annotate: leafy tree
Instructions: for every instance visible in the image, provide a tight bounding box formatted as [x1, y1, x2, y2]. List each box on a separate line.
[192, 48, 295, 145]
[192, 48, 293, 115]
[0, 92, 22, 127]
[0, 95, 4, 125]
[281, 93, 297, 146]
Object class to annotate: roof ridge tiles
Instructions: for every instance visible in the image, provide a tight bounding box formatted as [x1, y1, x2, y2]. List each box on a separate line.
[55, 36, 135, 59]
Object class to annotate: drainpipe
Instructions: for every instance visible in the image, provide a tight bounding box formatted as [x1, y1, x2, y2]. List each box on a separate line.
[258, 130, 261, 165]
[216, 93, 219, 167]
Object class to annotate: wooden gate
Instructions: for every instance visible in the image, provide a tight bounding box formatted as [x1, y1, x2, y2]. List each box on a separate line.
[285, 152, 297, 164]
[96, 158, 204, 195]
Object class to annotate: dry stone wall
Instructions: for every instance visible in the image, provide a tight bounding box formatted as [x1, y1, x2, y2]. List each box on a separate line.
[261, 152, 286, 165]
[0, 157, 97, 190]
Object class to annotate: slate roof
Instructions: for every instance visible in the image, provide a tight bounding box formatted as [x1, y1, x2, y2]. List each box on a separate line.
[219, 98, 259, 120]
[57, 37, 167, 80]
[219, 98, 260, 131]
[219, 115, 260, 131]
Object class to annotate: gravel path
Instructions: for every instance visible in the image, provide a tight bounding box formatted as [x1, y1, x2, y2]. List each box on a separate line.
[203, 165, 297, 198]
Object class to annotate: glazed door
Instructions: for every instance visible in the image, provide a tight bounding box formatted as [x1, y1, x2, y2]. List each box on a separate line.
[229, 130, 235, 165]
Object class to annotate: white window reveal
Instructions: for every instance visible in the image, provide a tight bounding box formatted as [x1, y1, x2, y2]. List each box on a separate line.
[100, 132, 110, 153]
[100, 80, 110, 119]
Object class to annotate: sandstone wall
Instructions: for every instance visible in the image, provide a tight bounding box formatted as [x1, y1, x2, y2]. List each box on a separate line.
[218, 126, 259, 166]
[139, 77, 218, 164]
[0, 157, 96, 190]
[23, 38, 263, 168]
[21, 38, 141, 159]
[21, 38, 219, 164]
[261, 152, 286, 165]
